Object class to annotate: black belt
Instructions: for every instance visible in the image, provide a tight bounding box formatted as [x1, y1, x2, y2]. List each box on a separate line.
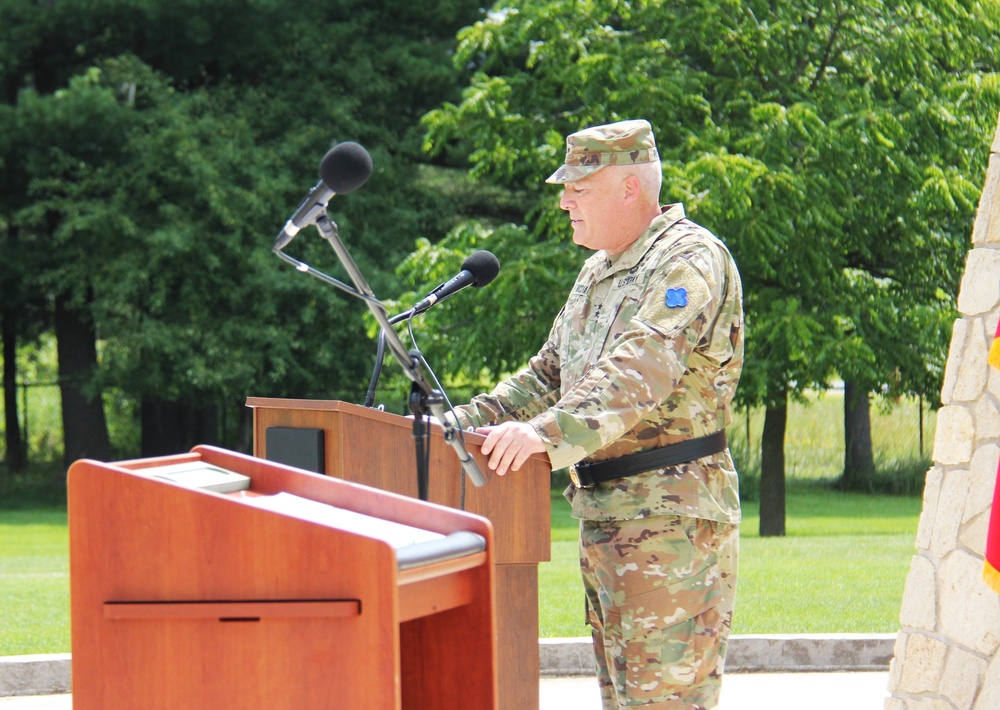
[568, 430, 728, 489]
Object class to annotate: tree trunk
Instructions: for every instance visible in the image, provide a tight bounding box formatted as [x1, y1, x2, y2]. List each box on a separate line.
[55, 294, 111, 466]
[141, 398, 219, 457]
[2, 307, 25, 472]
[759, 394, 787, 537]
[843, 379, 875, 491]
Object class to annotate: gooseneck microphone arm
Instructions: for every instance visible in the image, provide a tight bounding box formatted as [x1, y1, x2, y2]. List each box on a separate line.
[272, 142, 375, 302]
[310, 214, 486, 493]
[272, 249, 372, 302]
[271, 141, 485, 492]
[364, 250, 500, 409]
[313, 214, 423, 384]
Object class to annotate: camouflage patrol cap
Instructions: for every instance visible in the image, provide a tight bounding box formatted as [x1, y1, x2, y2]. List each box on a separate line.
[546, 119, 659, 184]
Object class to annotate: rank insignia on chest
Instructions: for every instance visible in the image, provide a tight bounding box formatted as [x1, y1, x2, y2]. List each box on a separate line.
[665, 287, 688, 308]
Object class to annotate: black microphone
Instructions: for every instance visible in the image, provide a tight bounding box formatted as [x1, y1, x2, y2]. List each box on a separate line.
[411, 250, 500, 314]
[319, 141, 373, 194]
[364, 250, 501, 408]
[273, 141, 374, 251]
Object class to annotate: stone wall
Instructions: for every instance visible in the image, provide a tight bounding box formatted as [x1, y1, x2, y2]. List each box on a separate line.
[886, 113, 1000, 709]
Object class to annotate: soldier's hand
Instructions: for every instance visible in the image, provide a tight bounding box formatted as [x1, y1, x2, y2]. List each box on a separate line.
[476, 421, 547, 477]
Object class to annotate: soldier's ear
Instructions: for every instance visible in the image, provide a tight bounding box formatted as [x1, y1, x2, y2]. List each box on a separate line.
[622, 174, 641, 204]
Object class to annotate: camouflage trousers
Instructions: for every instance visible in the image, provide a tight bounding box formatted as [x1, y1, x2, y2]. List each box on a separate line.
[579, 515, 739, 709]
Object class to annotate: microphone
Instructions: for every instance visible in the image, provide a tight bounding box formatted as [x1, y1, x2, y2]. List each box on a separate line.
[411, 250, 500, 314]
[319, 141, 373, 194]
[364, 250, 501, 408]
[273, 141, 374, 251]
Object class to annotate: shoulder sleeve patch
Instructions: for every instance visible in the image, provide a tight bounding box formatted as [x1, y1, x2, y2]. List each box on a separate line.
[665, 287, 688, 308]
[635, 259, 712, 336]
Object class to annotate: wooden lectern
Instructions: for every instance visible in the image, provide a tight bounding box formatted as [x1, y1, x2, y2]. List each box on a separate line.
[69, 445, 497, 710]
[245, 398, 552, 710]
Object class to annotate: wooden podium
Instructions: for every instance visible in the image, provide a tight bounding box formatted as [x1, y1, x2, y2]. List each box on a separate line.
[68, 445, 497, 709]
[245, 398, 552, 710]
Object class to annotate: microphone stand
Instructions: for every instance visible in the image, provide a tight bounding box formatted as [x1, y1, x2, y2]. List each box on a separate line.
[364, 312, 408, 409]
[281, 210, 486, 499]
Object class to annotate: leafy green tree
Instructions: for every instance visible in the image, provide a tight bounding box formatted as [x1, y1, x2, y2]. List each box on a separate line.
[825, 19, 998, 489]
[11, 67, 134, 464]
[382, 220, 582, 408]
[0, 102, 28, 472]
[414, 0, 1000, 534]
[0, 0, 484, 459]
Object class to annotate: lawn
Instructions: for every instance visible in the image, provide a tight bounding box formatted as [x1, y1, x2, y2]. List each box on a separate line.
[0, 393, 931, 654]
[540, 484, 923, 638]
[0, 509, 70, 656]
[0, 483, 922, 655]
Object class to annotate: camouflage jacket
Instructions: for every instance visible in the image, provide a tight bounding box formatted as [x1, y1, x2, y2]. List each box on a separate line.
[455, 204, 744, 523]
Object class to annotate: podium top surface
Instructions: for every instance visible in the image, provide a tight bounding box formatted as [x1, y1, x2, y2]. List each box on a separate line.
[247, 397, 367, 411]
[245, 397, 484, 440]
[244, 397, 552, 464]
[246, 397, 399, 418]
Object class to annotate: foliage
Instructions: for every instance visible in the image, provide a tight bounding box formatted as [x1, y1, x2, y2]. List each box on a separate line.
[730, 388, 935, 499]
[378, 219, 584, 406]
[728, 433, 761, 503]
[410, 0, 1000, 534]
[417, 0, 1000, 412]
[0, 463, 68, 509]
[0, 0, 486, 458]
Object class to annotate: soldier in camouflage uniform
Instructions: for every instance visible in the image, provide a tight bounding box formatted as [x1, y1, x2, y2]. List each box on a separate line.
[451, 119, 744, 709]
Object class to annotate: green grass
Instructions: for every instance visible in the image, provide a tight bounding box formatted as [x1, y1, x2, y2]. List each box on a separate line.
[0, 509, 70, 655]
[538, 393, 928, 637]
[540, 484, 922, 637]
[0, 392, 931, 653]
[0, 486, 923, 654]
[734, 484, 921, 633]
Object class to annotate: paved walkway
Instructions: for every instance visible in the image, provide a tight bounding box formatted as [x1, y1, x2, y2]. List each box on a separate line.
[541, 672, 891, 709]
[0, 671, 890, 709]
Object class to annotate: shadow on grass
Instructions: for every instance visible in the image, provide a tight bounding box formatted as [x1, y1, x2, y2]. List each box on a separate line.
[0, 462, 68, 511]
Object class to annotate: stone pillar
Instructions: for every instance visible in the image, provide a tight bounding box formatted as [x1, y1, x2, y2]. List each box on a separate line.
[886, 113, 1000, 709]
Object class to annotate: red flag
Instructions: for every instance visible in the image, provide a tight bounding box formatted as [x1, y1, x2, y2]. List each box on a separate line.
[985, 318, 1000, 593]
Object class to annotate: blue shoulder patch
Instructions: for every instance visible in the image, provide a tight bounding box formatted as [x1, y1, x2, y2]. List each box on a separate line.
[665, 287, 688, 308]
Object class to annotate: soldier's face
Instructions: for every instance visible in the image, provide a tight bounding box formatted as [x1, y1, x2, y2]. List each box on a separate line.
[559, 169, 630, 254]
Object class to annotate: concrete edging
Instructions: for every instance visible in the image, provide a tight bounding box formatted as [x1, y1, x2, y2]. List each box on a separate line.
[541, 633, 896, 676]
[1, 635, 895, 696]
[0, 654, 71, 698]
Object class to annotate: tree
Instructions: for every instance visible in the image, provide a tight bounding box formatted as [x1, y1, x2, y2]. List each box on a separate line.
[11, 68, 132, 464]
[814, 1, 1000, 489]
[0, 104, 26, 472]
[414, 0, 1000, 534]
[0, 0, 485, 458]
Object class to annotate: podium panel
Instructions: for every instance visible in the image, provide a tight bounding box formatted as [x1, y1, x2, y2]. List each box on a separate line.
[69, 445, 496, 710]
[245, 398, 552, 710]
